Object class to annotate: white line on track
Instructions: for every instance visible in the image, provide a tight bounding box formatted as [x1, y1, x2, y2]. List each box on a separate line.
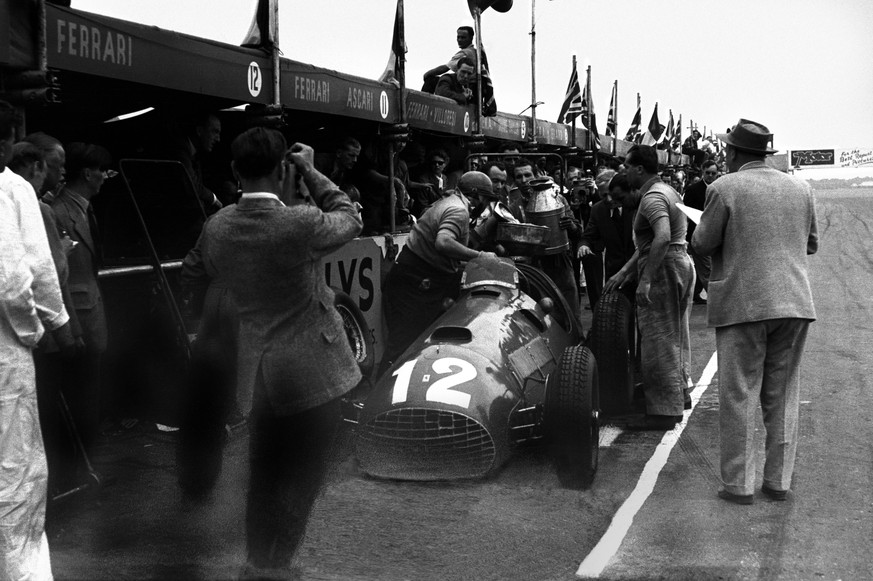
[576, 351, 719, 579]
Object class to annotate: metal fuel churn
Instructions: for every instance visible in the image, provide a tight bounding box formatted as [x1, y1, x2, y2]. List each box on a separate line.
[523, 177, 569, 255]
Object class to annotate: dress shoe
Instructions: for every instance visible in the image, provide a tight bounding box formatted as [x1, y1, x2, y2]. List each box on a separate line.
[718, 489, 754, 505]
[627, 414, 683, 431]
[761, 485, 788, 501]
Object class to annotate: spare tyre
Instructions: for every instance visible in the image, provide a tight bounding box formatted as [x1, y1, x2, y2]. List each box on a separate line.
[589, 290, 635, 416]
[547, 344, 599, 490]
[333, 290, 375, 378]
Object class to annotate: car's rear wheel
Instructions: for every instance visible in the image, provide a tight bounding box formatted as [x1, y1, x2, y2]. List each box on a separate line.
[588, 290, 635, 416]
[334, 290, 375, 378]
[547, 344, 599, 490]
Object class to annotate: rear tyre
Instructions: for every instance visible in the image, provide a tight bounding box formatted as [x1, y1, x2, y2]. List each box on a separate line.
[547, 344, 599, 490]
[589, 290, 635, 416]
[334, 290, 375, 378]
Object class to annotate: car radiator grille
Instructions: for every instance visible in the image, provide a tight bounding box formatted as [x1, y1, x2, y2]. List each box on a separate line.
[356, 408, 496, 480]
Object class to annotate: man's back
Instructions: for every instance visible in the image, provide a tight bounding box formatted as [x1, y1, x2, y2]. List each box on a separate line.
[201, 194, 362, 413]
[693, 163, 817, 327]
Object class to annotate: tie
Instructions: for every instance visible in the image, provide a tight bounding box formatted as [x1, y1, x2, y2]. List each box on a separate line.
[86, 203, 103, 267]
[612, 208, 622, 228]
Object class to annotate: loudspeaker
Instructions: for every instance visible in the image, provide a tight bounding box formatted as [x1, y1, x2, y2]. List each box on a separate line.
[467, 0, 514, 15]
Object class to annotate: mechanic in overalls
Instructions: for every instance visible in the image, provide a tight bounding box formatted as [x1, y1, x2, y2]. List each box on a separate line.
[380, 171, 498, 375]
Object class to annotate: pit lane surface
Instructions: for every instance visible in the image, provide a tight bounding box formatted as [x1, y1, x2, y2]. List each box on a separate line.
[48, 188, 873, 580]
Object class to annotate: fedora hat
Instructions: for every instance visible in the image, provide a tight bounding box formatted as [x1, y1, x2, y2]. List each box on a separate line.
[717, 119, 778, 155]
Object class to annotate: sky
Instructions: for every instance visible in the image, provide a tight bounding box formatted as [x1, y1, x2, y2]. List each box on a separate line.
[74, 0, 873, 154]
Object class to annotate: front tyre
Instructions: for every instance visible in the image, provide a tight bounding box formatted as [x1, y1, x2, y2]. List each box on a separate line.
[547, 344, 599, 490]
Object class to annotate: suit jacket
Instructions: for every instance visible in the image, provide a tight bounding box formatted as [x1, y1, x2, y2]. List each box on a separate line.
[682, 179, 707, 241]
[50, 188, 102, 311]
[198, 185, 363, 415]
[435, 73, 474, 106]
[578, 200, 635, 279]
[692, 161, 817, 328]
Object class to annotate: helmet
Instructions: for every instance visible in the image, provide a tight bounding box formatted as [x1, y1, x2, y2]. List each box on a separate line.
[457, 170, 498, 199]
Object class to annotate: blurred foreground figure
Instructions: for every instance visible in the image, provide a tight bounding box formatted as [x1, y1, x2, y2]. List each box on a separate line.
[0, 100, 57, 581]
[184, 127, 362, 578]
[693, 119, 817, 505]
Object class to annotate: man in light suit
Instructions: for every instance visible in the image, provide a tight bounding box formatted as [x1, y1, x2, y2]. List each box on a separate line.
[693, 119, 817, 505]
[193, 127, 362, 577]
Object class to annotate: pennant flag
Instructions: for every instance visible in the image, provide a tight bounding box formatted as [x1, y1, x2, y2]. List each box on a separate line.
[379, 0, 407, 87]
[605, 81, 617, 137]
[241, 0, 277, 49]
[580, 71, 601, 151]
[658, 110, 674, 150]
[641, 103, 665, 146]
[624, 105, 642, 143]
[557, 61, 583, 124]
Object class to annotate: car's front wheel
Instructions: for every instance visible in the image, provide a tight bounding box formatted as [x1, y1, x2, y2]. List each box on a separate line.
[547, 344, 599, 489]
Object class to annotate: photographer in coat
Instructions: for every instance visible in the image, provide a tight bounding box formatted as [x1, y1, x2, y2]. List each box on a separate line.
[185, 127, 362, 577]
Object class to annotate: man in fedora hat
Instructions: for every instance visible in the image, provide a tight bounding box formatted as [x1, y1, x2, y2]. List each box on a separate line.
[692, 118, 818, 505]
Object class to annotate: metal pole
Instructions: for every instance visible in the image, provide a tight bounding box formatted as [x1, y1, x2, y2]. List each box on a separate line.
[530, 0, 537, 144]
[270, 0, 280, 107]
[473, 6, 483, 134]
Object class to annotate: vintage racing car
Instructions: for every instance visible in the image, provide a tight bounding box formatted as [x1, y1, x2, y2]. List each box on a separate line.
[344, 256, 600, 489]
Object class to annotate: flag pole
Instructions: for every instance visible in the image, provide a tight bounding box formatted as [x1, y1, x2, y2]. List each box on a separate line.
[586, 65, 593, 157]
[530, 0, 537, 144]
[612, 79, 618, 157]
[570, 54, 576, 148]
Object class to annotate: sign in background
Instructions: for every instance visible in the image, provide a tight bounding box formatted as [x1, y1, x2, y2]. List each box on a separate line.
[790, 148, 873, 169]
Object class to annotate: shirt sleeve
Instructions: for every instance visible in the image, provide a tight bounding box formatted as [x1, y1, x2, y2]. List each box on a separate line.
[0, 195, 44, 347]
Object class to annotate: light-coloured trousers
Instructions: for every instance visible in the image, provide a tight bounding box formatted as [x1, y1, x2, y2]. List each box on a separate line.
[637, 247, 695, 416]
[716, 319, 810, 495]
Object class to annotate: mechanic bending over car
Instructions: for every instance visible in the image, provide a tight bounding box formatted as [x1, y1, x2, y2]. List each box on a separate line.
[380, 170, 499, 375]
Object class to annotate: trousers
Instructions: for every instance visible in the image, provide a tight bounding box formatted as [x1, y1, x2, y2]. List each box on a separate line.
[637, 247, 695, 416]
[716, 318, 810, 495]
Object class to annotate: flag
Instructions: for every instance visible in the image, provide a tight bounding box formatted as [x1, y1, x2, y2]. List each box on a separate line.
[557, 61, 583, 124]
[624, 105, 641, 143]
[641, 103, 665, 146]
[580, 71, 601, 151]
[241, 0, 277, 49]
[671, 114, 682, 152]
[605, 81, 617, 137]
[378, 1, 406, 87]
[658, 110, 674, 150]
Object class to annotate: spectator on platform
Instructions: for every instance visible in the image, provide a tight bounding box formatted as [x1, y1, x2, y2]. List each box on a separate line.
[423, 26, 496, 116]
[682, 129, 706, 169]
[435, 57, 478, 106]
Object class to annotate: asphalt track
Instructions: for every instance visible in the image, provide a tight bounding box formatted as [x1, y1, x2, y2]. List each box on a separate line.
[48, 188, 873, 580]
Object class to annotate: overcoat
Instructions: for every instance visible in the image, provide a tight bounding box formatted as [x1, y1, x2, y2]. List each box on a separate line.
[692, 161, 817, 328]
